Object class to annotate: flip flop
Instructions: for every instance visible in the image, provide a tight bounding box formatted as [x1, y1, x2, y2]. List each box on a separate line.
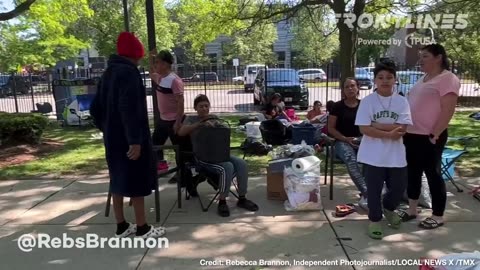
[419, 217, 444, 230]
[335, 204, 355, 217]
[384, 209, 402, 229]
[469, 186, 480, 195]
[368, 223, 383, 240]
[396, 209, 417, 222]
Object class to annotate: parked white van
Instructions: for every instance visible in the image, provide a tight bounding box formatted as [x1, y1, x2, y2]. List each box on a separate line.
[244, 64, 266, 92]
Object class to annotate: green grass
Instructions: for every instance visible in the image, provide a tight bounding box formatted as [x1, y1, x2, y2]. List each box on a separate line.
[1, 111, 478, 180]
[445, 111, 480, 177]
[0, 123, 106, 180]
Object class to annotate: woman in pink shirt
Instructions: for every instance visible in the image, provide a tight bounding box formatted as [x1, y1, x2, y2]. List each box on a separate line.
[397, 44, 460, 229]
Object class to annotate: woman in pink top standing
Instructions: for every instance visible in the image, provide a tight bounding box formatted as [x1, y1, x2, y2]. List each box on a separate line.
[397, 44, 460, 229]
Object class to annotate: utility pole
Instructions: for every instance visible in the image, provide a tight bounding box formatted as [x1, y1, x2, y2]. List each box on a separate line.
[146, 0, 160, 127]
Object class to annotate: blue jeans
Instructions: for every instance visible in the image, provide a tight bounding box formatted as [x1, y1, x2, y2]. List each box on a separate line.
[334, 141, 368, 197]
[197, 156, 248, 197]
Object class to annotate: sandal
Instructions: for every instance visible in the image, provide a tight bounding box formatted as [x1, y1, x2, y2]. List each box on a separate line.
[469, 186, 480, 195]
[384, 209, 402, 229]
[138, 226, 166, 239]
[396, 209, 417, 222]
[419, 217, 444, 229]
[368, 223, 383, 240]
[335, 204, 355, 217]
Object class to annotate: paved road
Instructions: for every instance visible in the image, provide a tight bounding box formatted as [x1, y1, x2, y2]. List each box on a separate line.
[1, 84, 478, 115]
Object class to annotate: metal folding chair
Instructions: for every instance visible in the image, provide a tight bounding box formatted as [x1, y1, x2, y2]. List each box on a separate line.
[323, 136, 340, 201]
[190, 157, 240, 212]
[441, 136, 478, 193]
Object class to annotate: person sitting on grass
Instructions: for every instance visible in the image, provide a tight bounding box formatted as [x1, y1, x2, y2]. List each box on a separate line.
[355, 61, 412, 240]
[307, 100, 324, 122]
[178, 94, 259, 217]
[262, 93, 293, 122]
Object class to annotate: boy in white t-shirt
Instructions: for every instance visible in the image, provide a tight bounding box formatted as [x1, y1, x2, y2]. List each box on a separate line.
[355, 61, 413, 239]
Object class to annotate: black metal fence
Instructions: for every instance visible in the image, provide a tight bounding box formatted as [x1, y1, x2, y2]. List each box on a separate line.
[1, 62, 478, 115]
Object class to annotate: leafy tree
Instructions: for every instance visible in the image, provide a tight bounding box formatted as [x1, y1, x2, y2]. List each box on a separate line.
[173, 0, 242, 57]
[0, 0, 36, 21]
[221, 23, 278, 65]
[356, 26, 396, 66]
[0, 0, 93, 71]
[225, 0, 432, 83]
[69, 0, 178, 60]
[290, 6, 339, 67]
[431, 1, 480, 82]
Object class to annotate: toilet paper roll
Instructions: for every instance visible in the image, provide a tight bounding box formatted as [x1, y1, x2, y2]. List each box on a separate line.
[292, 156, 321, 174]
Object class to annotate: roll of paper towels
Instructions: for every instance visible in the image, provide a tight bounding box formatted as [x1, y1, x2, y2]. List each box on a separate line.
[292, 156, 321, 174]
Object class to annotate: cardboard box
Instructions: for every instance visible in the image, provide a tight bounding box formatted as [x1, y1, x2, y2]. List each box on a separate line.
[266, 159, 293, 201]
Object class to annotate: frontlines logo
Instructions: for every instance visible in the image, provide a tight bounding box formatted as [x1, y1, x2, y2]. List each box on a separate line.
[336, 13, 468, 30]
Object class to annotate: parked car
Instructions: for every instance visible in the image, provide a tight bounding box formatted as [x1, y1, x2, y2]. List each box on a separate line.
[244, 64, 266, 92]
[297, 68, 327, 82]
[30, 75, 48, 86]
[183, 72, 219, 83]
[0, 75, 31, 97]
[253, 68, 309, 110]
[232, 76, 244, 85]
[355, 68, 373, 89]
[395, 71, 424, 96]
[360, 67, 375, 78]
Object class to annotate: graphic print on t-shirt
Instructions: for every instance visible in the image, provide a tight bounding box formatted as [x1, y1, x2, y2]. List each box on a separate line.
[355, 93, 413, 168]
[372, 110, 399, 122]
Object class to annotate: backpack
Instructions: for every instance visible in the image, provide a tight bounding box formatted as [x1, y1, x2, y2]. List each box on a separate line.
[240, 138, 272, 156]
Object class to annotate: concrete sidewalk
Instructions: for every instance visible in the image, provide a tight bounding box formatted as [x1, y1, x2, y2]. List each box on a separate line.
[0, 174, 479, 270]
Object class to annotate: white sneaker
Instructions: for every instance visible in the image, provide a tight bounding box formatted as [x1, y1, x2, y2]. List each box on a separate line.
[358, 196, 369, 211]
[115, 223, 137, 238]
[137, 225, 166, 239]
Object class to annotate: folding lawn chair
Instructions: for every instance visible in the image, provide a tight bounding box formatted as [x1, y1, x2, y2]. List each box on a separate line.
[441, 136, 478, 193]
[190, 160, 240, 212]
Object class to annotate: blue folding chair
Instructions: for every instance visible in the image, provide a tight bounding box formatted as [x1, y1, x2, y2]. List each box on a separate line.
[441, 136, 478, 193]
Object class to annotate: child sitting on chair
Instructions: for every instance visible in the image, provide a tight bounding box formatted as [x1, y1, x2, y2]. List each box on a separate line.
[178, 94, 259, 217]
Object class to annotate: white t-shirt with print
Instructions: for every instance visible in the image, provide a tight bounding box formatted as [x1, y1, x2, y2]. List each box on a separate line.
[355, 92, 412, 168]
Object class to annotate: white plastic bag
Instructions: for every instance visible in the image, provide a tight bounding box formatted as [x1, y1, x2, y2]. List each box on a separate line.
[283, 158, 322, 211]
[435, 251, 480, 270]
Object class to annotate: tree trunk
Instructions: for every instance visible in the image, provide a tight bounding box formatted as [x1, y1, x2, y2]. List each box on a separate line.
[337, 23, 357, 86]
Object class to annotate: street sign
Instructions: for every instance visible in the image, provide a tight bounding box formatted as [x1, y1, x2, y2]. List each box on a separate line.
[233, 58, 239, 67]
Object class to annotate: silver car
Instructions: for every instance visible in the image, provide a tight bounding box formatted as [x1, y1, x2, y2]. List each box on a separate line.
[297, 69, 327, 82]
